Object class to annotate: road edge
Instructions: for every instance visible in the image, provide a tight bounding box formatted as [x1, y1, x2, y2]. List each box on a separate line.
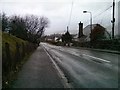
[42, 45, 73, 88]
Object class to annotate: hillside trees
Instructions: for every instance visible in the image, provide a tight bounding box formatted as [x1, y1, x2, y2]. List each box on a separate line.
[24, 15, 49, 43]
[1, 13, 49, 44]
[9, 16, 28, 40]
[2, 13, 9, 32]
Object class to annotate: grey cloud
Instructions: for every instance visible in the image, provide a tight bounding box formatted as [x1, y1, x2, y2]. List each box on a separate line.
[0, 0, 119, 35]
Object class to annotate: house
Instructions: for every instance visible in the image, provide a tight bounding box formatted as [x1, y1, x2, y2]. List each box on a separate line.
[84, 24, 111, 41]
[45, 34, 62, 42]
[72, 34, 78, 41]
[75, 21, 111, 43]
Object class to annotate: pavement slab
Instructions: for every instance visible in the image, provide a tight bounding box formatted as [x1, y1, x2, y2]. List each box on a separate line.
[12, 46, 64, 88]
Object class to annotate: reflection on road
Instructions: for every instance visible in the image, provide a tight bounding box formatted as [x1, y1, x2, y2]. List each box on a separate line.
[41, 43, 119, 88]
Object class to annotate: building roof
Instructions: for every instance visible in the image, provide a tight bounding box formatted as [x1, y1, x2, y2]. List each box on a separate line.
[83, 24, 102, 36]
[83, 24, 110, 41]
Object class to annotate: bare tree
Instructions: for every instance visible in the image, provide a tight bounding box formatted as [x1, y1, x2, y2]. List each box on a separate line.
[9, 15, 28, 40]
[2, 13, 9, 32]
[0, 13, 2, 31]
[1, 13, 49, 44]
[24, 15, 49, 43]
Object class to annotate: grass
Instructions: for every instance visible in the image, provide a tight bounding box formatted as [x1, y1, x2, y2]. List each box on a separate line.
[2, 32, 28, 54]
[8, 51, 34, 88]
[2, 32, 35, 88]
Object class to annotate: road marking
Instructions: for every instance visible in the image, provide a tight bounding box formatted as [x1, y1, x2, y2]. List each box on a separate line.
[42, 43, 110, 63]
[83, 54, 110, 63]
[42, 45, 73, 88]
[55, 46, 111, 63]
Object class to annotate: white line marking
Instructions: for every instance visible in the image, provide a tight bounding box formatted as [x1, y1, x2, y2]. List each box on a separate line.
[54, 46, 110, 63]
[83, 54, 110, 63]
[42, 45, 72, 88]
[42, 43, 110, 63]
[57, 48, 110, 63]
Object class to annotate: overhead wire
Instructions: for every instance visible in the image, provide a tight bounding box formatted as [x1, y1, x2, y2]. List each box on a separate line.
[93, 6, 112, 24]
[67, 0, 74, 30]
[93, 5, 112, 19]
[83, 5, 112, 26]
[67, 1, 112, 32]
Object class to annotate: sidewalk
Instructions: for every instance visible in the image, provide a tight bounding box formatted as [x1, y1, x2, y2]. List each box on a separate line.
[12, 46, 64, 88]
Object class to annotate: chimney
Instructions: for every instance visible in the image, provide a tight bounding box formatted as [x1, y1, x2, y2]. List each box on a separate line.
[78, 21, 83, 38]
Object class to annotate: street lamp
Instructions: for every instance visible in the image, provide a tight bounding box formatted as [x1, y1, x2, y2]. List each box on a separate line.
[83, 11, 92, 41]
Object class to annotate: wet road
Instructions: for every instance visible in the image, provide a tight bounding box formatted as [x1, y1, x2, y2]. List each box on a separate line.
[41, 43, 119, 88]
[12, 46, 64, 88]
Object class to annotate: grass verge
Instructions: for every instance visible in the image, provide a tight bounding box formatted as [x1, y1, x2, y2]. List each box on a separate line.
[2, 32, 37, 88]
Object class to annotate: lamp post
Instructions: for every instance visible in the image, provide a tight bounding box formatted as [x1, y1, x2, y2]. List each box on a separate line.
[83, 11, 92, 41]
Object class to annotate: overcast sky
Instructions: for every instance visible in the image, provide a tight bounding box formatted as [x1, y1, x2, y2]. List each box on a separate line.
[0, 0, 120, 35]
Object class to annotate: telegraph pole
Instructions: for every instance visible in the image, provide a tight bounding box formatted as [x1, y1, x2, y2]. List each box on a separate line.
[67, 26, 69, 31]
[112, 0, 115, 39]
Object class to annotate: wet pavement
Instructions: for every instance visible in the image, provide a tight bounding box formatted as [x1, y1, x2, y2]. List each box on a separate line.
[12, 46, 64, 88]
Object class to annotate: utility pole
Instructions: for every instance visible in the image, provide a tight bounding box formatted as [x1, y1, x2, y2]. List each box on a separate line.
[112, 0, 115, 39]
[67, 26, 69, 31]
